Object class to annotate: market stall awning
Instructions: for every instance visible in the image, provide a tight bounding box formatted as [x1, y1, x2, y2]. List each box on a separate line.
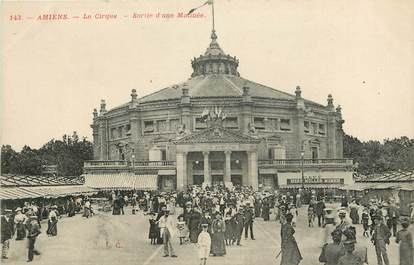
[0, 185, 96, 200]
[84, 173, 158, 190]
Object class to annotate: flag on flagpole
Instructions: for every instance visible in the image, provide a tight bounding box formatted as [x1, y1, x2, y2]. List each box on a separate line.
[187, 0, 213, 15]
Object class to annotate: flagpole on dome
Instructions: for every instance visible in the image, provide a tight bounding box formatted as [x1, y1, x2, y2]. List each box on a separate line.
[211, 0, 215, 31]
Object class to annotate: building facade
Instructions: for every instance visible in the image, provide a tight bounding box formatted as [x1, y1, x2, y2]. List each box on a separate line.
[84, 30, 354, 191]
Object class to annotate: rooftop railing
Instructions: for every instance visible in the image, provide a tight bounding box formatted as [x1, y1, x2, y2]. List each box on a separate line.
[259, 158, 353, 166]
[84, 160, 176, 168]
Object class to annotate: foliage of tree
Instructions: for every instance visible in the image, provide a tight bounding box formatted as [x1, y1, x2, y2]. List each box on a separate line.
[343, 134, 414, 174]
[1, 132, 93, 176]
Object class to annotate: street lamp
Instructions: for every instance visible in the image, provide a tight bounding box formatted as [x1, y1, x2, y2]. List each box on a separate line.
[131, 154, 135, 167]
[300, 150, 305, 190]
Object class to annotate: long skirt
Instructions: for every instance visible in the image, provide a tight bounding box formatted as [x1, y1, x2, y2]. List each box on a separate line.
[16, 223, 26, 240]
[47, 220, 58, 236]
[281, 240, 302, 265]
[211, 232, 226, 256]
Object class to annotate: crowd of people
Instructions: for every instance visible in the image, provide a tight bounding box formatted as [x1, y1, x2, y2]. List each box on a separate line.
[0, 196, 93, 262]
[1, 185, 413, 265]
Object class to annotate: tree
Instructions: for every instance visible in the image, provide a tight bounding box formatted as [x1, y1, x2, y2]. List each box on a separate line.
[1, 132, 93, 176]
[1, 145, 18, 174]
[344, 134, 414, 174]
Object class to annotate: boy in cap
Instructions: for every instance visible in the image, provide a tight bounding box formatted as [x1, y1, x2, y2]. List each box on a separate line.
[1, 209, 14, 259]
[197, 223, 211, 265]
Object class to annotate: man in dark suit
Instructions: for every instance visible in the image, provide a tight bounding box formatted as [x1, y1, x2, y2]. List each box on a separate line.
[387, 202, 399, 237]
[243, 203, 255, 240]
[27, 215, 42, 262]
[315, 198, 326, 227]
[371, 215, 391, 265]
[1, 209, 14, 259]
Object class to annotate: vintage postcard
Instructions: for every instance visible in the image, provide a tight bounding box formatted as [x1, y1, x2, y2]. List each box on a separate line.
[1, 1, 413, 265]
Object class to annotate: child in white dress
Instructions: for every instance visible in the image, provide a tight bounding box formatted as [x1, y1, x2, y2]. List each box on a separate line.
[197, 224, 211, 265]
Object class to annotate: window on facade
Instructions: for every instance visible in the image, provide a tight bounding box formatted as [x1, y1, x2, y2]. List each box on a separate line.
[195, 117, 207, 130]
[312, 122, 318, 134]
[280, 119, 291, 131]
[170, 119, 179, 132]
[224, 117, 238, 129]
[304, 121, 310, 133]
[111, 128, 117, 139]
[269, 118, 278, 131]
[161, 150, 167, 161]
[118, 127, 123, 138]
[211, 161, 224, 170]
[319, 124, 326, 135]
[192, 160, 204, 171]
[157, 120, 167, 132]
[231, 160, 242, 170]
[144, 121, 154, 133]
[125, 124, 131, 136]
[254, 117, 265, 130]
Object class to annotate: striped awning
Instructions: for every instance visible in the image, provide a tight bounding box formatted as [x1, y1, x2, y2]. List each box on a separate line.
[84, 173, 158, 190]
[0, 185, 97, 200]
[279, 184, 343, 189]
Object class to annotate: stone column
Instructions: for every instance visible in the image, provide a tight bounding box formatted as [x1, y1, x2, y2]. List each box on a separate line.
[203, 151, 210, 187]
[176, 152, 186, 191]
[248, 151, 259, 190]
[224, 150, 232, 184]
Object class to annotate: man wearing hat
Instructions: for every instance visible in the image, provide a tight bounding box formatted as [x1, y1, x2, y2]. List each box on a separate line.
[1, 209, 14, 259]
[387, 201, 400, 238]
[233, 207, 245, 246]
[27, 215, 41, 262]
[319, 229, 345, 265]
[14, 207, 27, 240]
[243, 202, 255, 240]
[338, 228, 364, 265]
[158, 208, 177, 258]
[336, 208, 350, 233]
[371, 215, 391, 265]
[322, 209, 336, 245]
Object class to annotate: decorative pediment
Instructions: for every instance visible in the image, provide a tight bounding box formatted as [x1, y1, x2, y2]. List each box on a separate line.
[152, 135, 171, 143]
[173, 125, 260, 145]
[309, 138, 321, 146]
[266, 134, 284, 145]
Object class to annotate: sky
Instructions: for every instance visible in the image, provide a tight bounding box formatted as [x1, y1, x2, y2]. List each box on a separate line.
[1, 0, 414, 150]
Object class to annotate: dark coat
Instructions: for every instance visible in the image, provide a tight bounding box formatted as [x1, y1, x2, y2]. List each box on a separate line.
[315, 201, 326, 216]
[280, 223, 302, 265]
[1, 216, 14, 242]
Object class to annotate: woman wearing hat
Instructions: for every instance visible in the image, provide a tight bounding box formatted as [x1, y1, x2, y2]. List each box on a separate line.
[211, 213, 226, 256]
[14, 207, 27, 240]
[47, 205, 58, 237]
[396, 218, 413, 265]
[280, 213, 302, 265]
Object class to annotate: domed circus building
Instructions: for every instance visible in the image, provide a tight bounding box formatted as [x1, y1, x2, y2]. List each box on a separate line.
[84, 30, 354, 191]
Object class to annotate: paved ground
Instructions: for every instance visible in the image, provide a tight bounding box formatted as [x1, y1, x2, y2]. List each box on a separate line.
[3, 204, 405, 265]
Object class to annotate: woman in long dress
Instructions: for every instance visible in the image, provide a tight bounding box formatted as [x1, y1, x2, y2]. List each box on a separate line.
[280, 213, 302, 265]
[211, 213, 226, 256]
[396, 218, 413, 265]
[14, 208, 27, 240]
[188, 208, 202, 243]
